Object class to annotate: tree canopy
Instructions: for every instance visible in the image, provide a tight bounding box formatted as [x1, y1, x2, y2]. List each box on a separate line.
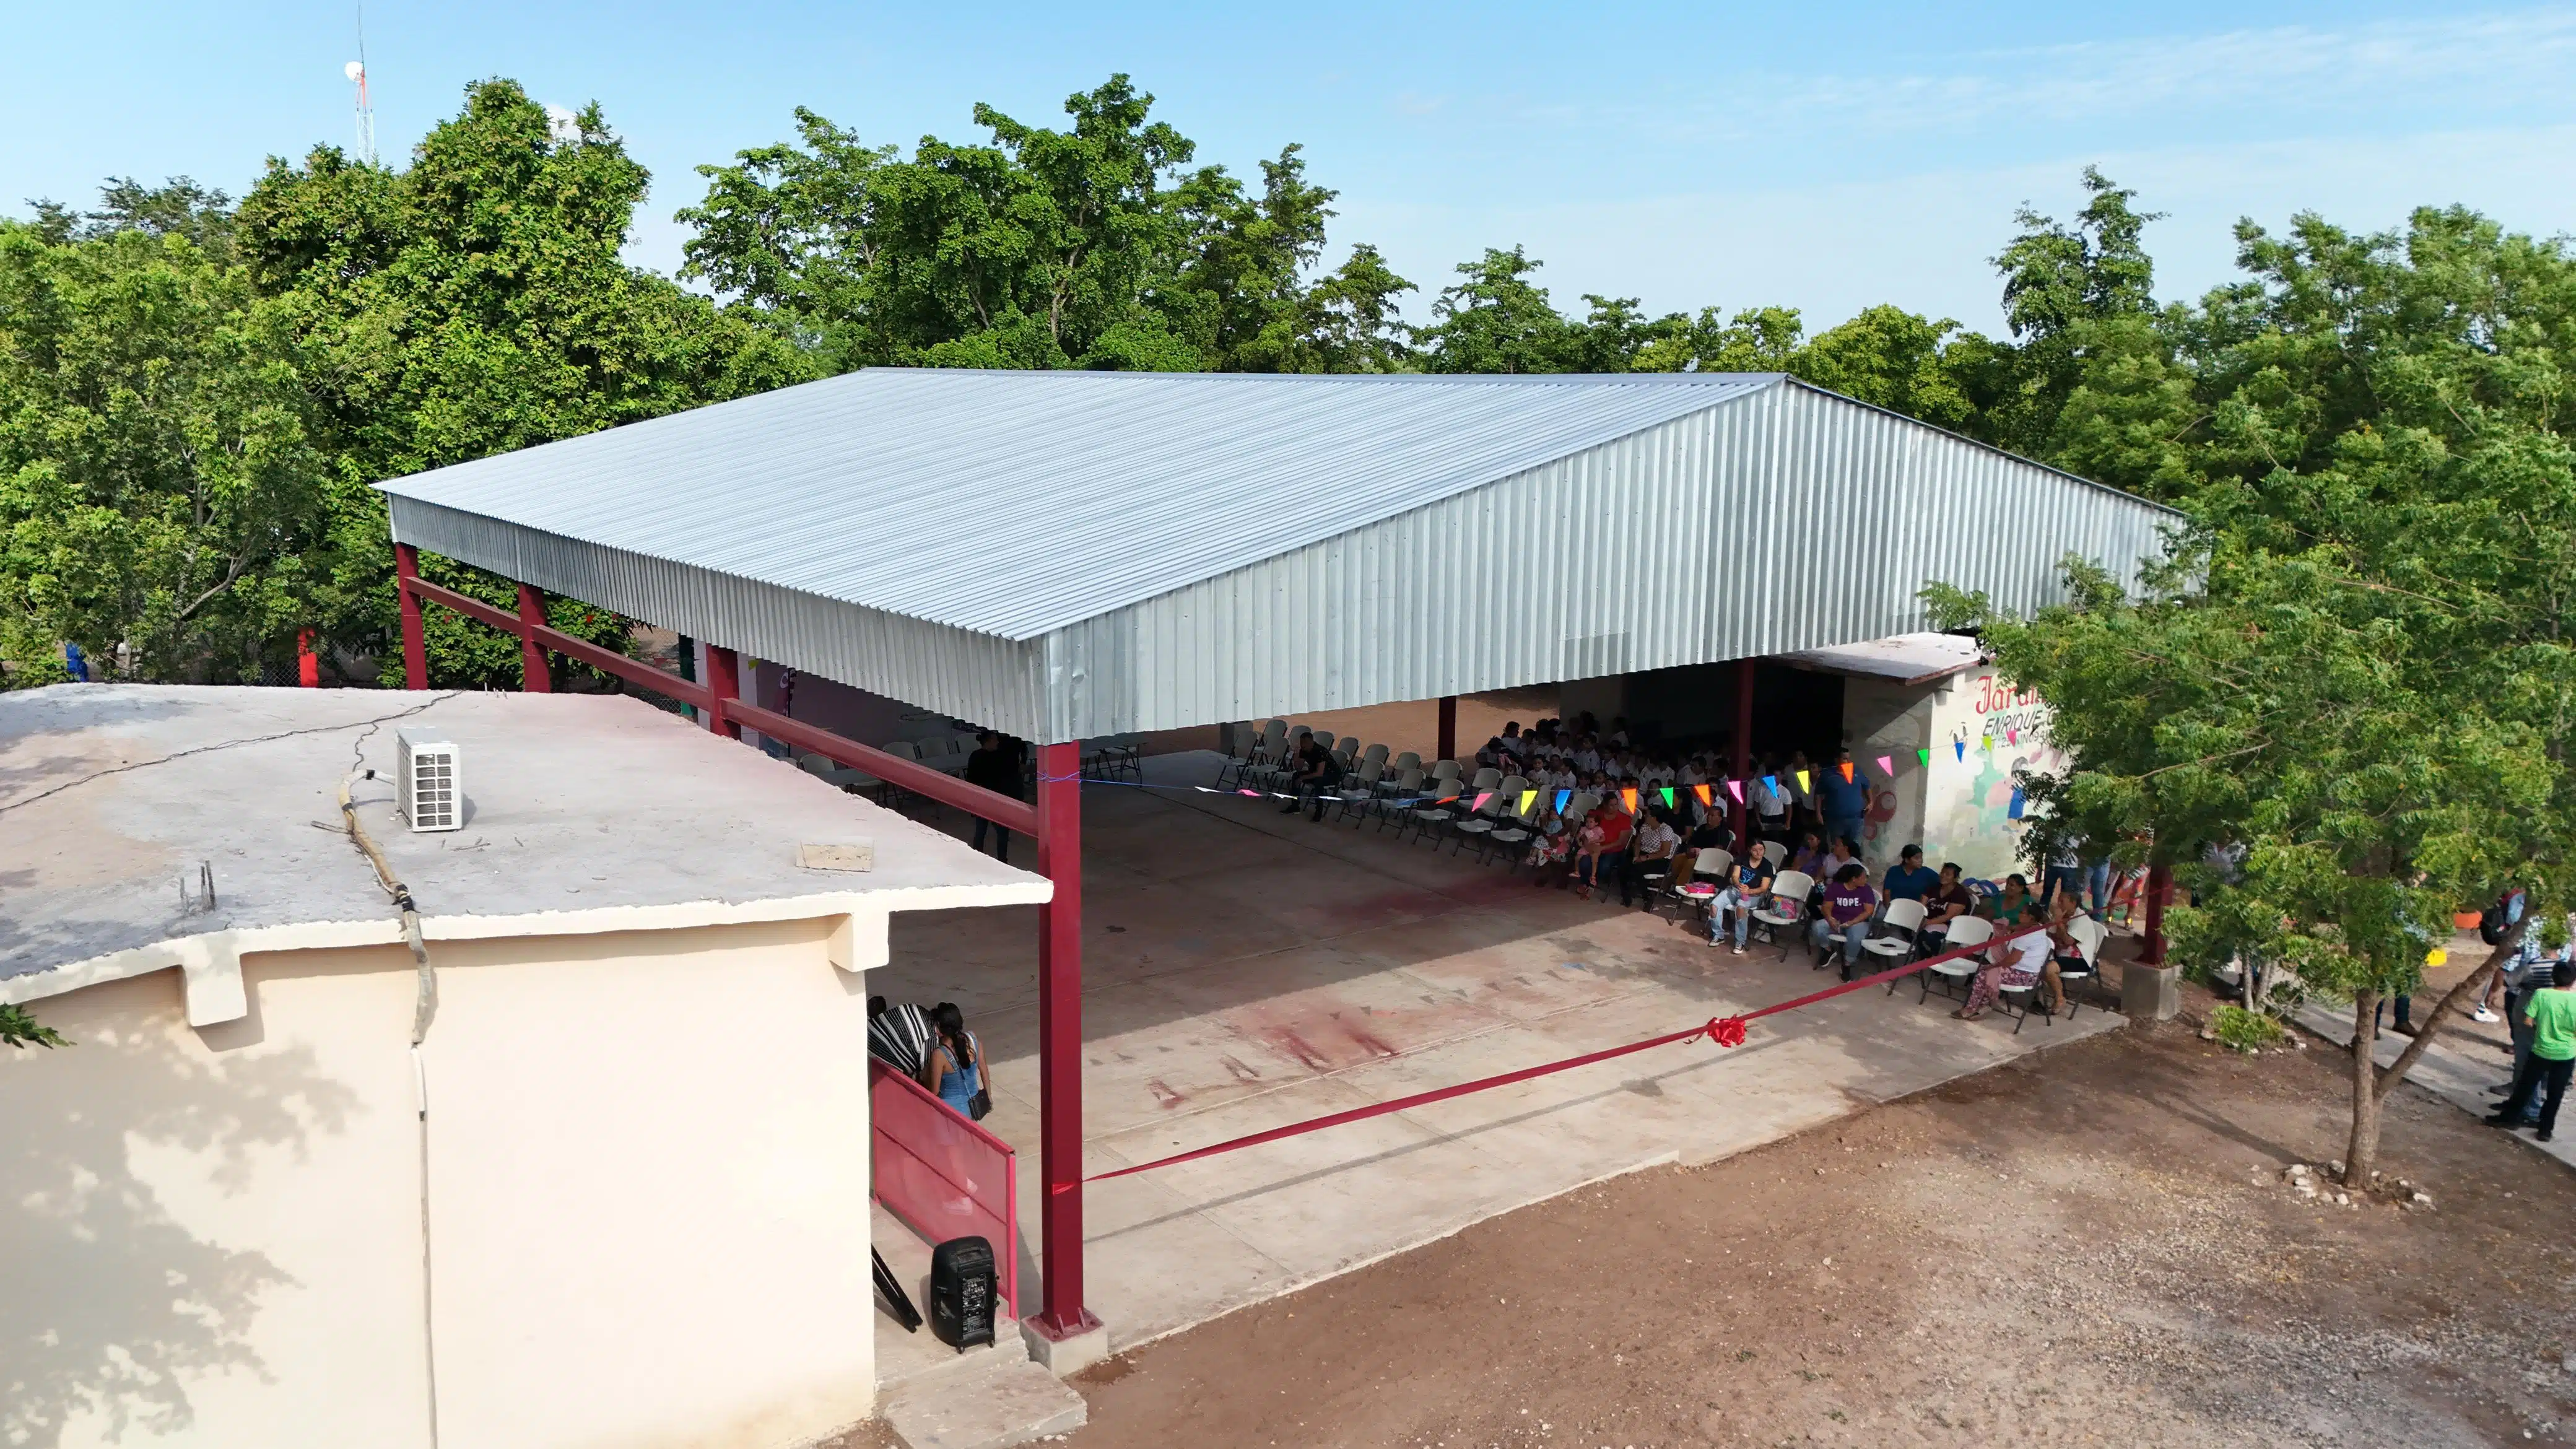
[1933, 204, 2576, 1180]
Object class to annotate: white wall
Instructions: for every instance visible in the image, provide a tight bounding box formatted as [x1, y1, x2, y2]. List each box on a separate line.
[2, 916, 880, 1449]
[1920, 669, 2071, 884]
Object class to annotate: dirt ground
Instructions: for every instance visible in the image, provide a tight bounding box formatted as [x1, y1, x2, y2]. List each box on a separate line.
[1044, 1001, 2576, 1448]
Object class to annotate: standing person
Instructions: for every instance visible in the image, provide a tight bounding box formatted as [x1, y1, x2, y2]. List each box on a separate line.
[1809, 863, 1879, 978]
[963, 731, 1024, 862]
[1712, 840, 1777, 954]
[1621, 807, 1681, 908]
[2494, 933, 2572, 1120]
[1819, 748, 1871, 851]
[2488, 961, 2576, 1142]
[1747, 767, 1789, 845]
[1788, 751, 1819, 835]
[919, 1002, 986, 1120]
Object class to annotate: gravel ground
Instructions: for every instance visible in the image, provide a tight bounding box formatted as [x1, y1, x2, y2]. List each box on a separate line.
[1052, 1009, 2576, 1448]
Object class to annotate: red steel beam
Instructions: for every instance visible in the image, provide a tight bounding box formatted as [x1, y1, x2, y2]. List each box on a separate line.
[401, 573, 713, 712]
[1027, 738, 1099, 1342]
[724, 699, 1040, 837]
[395, 544, 429, 690]
[516, 583, 553, 693]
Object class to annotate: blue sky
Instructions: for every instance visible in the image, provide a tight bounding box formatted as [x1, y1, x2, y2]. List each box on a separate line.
[9, 2, 2574, 334]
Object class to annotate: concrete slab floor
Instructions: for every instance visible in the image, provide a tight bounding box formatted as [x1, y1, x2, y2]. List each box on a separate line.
[876, 750, 2123, 1355]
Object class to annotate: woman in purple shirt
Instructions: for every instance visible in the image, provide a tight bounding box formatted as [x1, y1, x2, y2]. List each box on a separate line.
[1808, 863, 1879, 980]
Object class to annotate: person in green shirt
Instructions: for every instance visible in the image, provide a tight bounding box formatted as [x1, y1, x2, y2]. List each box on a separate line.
[2488, 960, 2576, 1142]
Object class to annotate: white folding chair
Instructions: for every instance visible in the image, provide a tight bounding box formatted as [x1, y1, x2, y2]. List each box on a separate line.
[1334, 758, 1385, 824]
[1863, 897, 1928, 967]
[1751, 870, 1814, 959]
[1451, 775, 1522, 856]
[1918, 915, 1993, 1003]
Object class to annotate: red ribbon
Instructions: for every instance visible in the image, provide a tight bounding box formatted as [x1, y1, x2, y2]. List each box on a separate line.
[1087, 937, 1994, 1183]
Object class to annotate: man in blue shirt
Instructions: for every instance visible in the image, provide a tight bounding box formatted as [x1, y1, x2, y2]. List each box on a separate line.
[1882, 844, 1937, 905]
[1819, 748, 1870, 850]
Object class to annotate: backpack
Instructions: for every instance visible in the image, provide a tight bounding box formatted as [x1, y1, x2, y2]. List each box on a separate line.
[2481, 890, 2525, 946]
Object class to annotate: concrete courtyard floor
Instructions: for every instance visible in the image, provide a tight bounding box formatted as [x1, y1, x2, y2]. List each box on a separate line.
[871, 750, 2122, 1364]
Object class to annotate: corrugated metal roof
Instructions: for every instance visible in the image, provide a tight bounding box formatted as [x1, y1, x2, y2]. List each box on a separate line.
[376, 368, 1782, 642]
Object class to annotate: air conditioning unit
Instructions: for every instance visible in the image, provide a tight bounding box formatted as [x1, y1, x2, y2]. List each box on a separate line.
[396, 729, 461, 832]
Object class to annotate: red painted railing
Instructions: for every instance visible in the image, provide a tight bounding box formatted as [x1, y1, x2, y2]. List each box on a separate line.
[869, 1058, 1019, 1322]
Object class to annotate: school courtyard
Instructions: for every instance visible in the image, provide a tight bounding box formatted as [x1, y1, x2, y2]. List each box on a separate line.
[874, 743, 2125, 1364]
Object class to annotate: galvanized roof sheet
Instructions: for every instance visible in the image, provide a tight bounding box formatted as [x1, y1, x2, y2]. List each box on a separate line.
[376, 368, 1783, 641]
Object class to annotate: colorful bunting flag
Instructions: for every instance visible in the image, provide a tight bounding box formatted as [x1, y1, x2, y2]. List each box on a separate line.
[1917, 747, 1931, 768]
[1660, 786, 1676, 808]
[1519, 788, 1537, 814]
[1555, 788, 1572, 813]
[1795, 769, 1811, 793]
[1473, 791, 1493, 811]
[1837, 762, 1854, 784]
[1238, 788, 1262, 797]
[1693, 783, 1713, 806]
[1763, 774, 1779, 792]
[1621, 787, 1638, 813]
[1876, 755, 1894, 778]
[1726, 779, 1744, 804]
[1953, 741, 1965, 762]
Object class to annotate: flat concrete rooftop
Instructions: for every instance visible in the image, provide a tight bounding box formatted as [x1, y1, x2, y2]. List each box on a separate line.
[1, 685, 1048, 1013]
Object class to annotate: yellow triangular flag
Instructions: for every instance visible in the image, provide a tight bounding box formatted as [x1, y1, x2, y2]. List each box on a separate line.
[1519, 788, 1536, 814]
[1795, 769, 1811, 793]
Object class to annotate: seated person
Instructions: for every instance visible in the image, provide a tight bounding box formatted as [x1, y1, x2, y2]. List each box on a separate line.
[1979, 872, 2036, 924]
[1788, 829, 1829, 883]
[1621, 808, 1682, 907]
[1820, 836, 1863, 890]
[1921, 862, 1976, 944]
[1881, 844, 1938, 905]
[1572, 802, 1634, 900]
[1959, 903, 2062, 1020]
[1809, 863, 1879, 978]
[1712, 840, 1777, 953]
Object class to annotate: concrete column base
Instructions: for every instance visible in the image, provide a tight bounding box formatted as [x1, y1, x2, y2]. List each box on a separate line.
[2123, 962, 2180, 1021]
[1020, 1314, 1112, 1377]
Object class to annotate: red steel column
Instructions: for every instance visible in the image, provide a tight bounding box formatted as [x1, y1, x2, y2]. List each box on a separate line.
[515, 583, 552, 692]
[394, 543, 428, 690]
[1436, 695, 1458, 763]
[2141, 863, 2172, 965]
[703, 645, 741, 739]
[1030, 738, 1099, 1340]
[1732, 657, 1755, 845]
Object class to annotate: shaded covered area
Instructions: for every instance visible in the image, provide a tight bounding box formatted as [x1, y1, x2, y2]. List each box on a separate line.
[370, 366, 2177, 1359]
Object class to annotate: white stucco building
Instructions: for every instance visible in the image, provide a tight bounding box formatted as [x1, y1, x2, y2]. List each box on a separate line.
[1, 685, 1048, 1449]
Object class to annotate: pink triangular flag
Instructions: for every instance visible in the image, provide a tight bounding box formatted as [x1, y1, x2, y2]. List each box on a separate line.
[1473, 791, 1492, 811]
[1876, 755, 1893, 778]
[1726, 779, 1744, 803]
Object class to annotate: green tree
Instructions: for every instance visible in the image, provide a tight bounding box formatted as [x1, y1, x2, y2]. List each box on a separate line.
[0, 185, 335, 685]
[1936, 204, 2576, 1185]
[1417, 246, 1579, 373]
[1980, 166, 2162, 457]
[242, 79, 810, 686]
[680, 77, 1412, 374]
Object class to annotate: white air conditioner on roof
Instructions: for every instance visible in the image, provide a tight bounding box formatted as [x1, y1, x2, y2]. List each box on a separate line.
[396, 728, 461, 832]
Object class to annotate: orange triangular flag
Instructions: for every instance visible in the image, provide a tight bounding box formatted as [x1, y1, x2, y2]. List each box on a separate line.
[1838, 762, 1854, 783]
[1620, 787, 1638, 813]
[1693, 783, 1713, 806]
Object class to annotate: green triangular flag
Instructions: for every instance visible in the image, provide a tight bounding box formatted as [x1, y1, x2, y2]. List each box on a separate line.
[1917, 748, 1930, 768]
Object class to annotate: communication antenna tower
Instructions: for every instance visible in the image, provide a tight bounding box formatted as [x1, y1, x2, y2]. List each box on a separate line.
[346, 6, 375, 164]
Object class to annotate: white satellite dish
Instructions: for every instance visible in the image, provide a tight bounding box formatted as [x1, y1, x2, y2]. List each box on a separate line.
[345, 60, 366, 82]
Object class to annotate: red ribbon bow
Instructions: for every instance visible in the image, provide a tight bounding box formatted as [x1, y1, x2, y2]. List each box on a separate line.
[1702, 1016, 1747, 1049]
